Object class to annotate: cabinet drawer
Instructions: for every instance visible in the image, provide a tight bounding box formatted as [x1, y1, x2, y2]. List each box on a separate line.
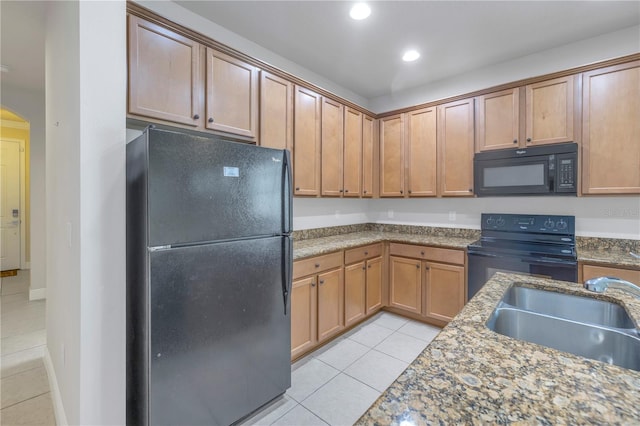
[294, 251, 343, 279]
[389, 243, 464, 265]
[345, 243, 383, 265]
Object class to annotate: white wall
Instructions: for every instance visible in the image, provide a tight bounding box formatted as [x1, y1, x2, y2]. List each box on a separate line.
[0, 85, 46, 292]
[46, 1, 126, 424]
[293, 198, 370, 230]
[137, 0, 369, 109]
[370, 25, 640, 112]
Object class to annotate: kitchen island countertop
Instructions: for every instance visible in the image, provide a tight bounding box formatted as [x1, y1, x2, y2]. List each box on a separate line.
[355, 272, 640, 425]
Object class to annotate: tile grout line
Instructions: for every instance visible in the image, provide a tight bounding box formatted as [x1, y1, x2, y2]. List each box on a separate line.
[0, 391, 51, 411]
[0, 358, 47, 380]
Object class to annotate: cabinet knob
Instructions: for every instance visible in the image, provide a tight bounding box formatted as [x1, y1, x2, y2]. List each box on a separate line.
[513, 139, 517, 144]
[416, 264, 420, 269]
[368, 265, 372, 269]
[400, 190, 404, 194]
[319, 280, 325, 285]
[420, 251, 425, 255]
[408, 190, 412, 194]
[339, 189, 343, 193]
[363, 190, 367, 194]
[193, 114, 200, 120]
[208, 117, 214, 123]
[295, 187, 300, 191]
[526, 138, 532, 142]
[364, 251, 368, 255]
[311, 281, 316, 287]
[468, 189, 473, 192]
[362, 266, 366, 270]
[344, 189, 349, 193]
[315, 263, 320, 268]
[425, 266, 430, 270]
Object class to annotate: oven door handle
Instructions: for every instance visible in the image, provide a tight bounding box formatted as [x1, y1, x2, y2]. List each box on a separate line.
[468, 251, 576, 266]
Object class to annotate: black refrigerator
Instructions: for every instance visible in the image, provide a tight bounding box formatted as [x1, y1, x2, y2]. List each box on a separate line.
[126, 127, 292, 425]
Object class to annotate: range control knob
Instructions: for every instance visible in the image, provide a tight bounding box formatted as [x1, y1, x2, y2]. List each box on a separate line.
[557, 219, 567, 230]
[486, 217, 495, 226]
[544, 219, 555, 229]
[495, 217, 505, 227]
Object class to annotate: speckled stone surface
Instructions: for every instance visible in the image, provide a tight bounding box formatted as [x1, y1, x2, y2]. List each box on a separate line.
[356, 272, 640, 425]
[293, 231, 476, 260]
[292, 224, 371, 241]
[577, 237, 640, 269]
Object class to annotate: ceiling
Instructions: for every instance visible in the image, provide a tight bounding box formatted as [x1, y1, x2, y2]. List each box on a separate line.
[176, 1, 640, 100]
[0, 1, 638, 100]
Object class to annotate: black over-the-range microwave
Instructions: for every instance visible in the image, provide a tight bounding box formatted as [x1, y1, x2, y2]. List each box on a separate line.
[474, 142, 578, 197]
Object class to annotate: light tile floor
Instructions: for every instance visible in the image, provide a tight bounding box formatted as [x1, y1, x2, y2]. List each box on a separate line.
[0, 271, 56, 425]
[241, 312, 441, 426]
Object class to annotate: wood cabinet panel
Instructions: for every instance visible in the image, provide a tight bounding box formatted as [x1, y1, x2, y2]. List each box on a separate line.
[380, 114, 405, 197]
[205, 48, 258, 139]
[362, 115, 375, 197]
[317, 268, 345, 341]
[582, 62, 640, 194]
[406, 107, 437, 196]
[476, 88, 519, 151]
[389, 256, 422, 314]
[344, 243, 383, 265]
[366, 256, 383, 314]
[525, 75, 574, 146]
[291, 275, 317, 358]
[582, 264, 640, 285]
[344, 262, 366, 327]
[293, 251, 343, 280]
[321, 98, 345, 196]
[344, 107, 363, 197]
[389, 243, 464, 265]
[424, 263, 465, 322]
[293, 86, 322, 196]
[128, 16, 201, 126]
[437, 99, 475, 197]
[259, 71, 293, 150]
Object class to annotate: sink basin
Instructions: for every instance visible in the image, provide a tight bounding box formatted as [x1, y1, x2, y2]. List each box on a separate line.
[501, 285, 636, 329]
[487, 285, 640, 371]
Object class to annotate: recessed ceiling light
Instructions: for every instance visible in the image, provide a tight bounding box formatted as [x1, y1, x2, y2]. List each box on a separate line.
[350, 3, 371, 20]
[402, 50, 420, 62]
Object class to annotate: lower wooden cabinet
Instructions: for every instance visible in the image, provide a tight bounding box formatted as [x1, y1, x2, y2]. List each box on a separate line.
[389, 256, 422, 314]
[365, 257, 383, 313]
[317, 268, 345, 341]
[344, 255, 383, 327]
[424, 263, 465, 322]
[291, 275, 317, 358]
[581, 264, 640, 285]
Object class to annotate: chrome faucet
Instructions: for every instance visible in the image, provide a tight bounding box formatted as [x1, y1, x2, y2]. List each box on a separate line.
[584, 276, 640, 298]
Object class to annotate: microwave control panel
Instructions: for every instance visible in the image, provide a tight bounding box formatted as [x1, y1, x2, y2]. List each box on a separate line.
[556, 153, 577, 191]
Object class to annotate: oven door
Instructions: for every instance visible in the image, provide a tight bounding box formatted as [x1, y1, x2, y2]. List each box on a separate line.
[467, 251, 577, 301]
[474, 155, 551, 196]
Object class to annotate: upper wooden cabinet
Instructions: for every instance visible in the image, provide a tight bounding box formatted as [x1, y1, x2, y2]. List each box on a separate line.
[205, 48, 259, 140]
[294, 86, 322, 196]
[362, 115, 376, 197]
[525, 76, 574, 146]
[582, 61, 640, 195]
[406, 107, 437, 196]
[128, 16, 202, 127]
[437, 98, 475, 196]
[259, 71, 293, 151]
[379, 114, 405, 197]
[321, 98, 345, 196]
[476, 76, 575, 152]
[343, 108, 363, 197]
[476, 88, 519, 151]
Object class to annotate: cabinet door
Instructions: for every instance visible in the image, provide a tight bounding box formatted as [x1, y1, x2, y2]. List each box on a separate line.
[437, 98, 475, 197]
[582, 264, 640, 285]
[128, 16, 201, 127]
[380, 114, 405, 197]
[476, 88, 519, 151]
[293, 86, 322, 196]
[406, 107, 437, 196]
[525, 75, 574, 146]
[291, 275, 317, 359]
[344, 262, 366, 327]
[366, 256, 383, 314]
[389, 256, 422, 314]
[362, 115, 375, 197]
[205, 48, 259, 140]
[343, 107, 363, 197]
[582, 62, 640, 194]
[321, 98, 345, 196]
[424, 263, 465, 323]
[259, 71, 293, 151]
[317, 268, 345, 342]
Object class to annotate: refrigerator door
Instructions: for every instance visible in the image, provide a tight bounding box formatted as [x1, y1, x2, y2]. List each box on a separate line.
[148, 236, 291, 426]
[147, 128, 290, 247]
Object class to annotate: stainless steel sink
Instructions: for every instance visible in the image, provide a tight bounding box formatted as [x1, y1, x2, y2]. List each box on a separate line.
[487, 285, 640, 371]
[501, 285, 637, 328]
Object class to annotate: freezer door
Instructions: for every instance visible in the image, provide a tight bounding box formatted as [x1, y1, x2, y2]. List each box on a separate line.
[148, 236, 291, 426]
[147, 128, 289, 247]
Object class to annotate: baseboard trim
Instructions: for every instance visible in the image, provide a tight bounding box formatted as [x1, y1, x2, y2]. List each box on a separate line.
[29, 288, 46, 301]
[44, 347, 69, 426]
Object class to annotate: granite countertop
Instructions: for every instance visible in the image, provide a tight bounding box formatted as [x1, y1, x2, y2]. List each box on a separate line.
[356, 272, 640, 425]
[578, 248, 640, 269]
[293, 231, 476, 260]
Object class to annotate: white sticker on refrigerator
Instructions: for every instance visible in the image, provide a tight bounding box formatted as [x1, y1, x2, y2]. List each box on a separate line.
[223, 167, 240, 177]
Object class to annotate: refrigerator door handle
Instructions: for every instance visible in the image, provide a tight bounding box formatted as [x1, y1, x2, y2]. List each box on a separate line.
[283, 149, 293, 235]
[282, 236, 293, 315]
